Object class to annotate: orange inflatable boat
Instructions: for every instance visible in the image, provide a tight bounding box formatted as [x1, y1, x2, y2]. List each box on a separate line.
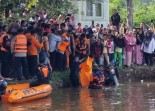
[2, 83, 52, 103]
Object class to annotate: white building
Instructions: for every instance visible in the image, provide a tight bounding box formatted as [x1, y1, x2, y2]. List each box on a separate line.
[70, 0, 109, 28]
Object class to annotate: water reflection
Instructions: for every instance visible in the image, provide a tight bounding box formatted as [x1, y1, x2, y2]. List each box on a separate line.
[80, 89, 93, 111]
[1, 82, 155, 111]
[1, 97, 52, 111]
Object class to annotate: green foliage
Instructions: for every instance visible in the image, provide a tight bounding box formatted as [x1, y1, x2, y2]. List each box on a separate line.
[26, 0, 39, 11]
[134, 0, 155, 26]
[50, 70, 71, 88]
[110, 0, 155, 27]
[110, 0, 127, 22]
[0, 0, 78, 23]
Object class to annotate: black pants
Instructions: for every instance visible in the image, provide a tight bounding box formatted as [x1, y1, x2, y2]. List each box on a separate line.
[109, 53, 114, 63]
[69, 54, 75, 70]
[75, 51, 86, 60]
[14, 57, 29, 80]
[50, 51, 57, 71]
[69, 71, 80, 88]
[62, 52, 66, 71]
[29, 78, 49, 87]
[95, 57, 100, 65]
[1, 51, 10, 78]
[144, 52, 153, 65]
[27, 55, 38, 77]
[57, 52, 64, 71]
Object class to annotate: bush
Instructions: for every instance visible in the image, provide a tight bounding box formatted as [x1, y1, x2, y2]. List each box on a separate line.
[49, 70, 71, 89]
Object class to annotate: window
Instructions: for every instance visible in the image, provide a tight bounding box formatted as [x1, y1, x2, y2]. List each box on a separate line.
[95, 3, 102, 16]
[85, 0, 103, 18]
[86, 0, 93, 16]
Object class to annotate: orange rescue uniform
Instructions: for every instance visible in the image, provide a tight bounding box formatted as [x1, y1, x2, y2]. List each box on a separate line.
[14, 34, 27, 53]
[79, 57, 93, 88]
[26, 33, 43, 55]
[38, 65, 48, 78]
[75, 37, 89, 54]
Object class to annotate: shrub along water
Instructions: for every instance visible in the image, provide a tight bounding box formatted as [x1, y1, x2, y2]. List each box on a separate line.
[49, 70, 71, 88]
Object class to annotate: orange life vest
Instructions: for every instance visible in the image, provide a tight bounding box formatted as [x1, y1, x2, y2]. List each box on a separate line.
[14, 34, 27, 53]
[92, 75, 105, 86]
[58, 39, 69, 52]
[38, 65, 48, 78]
[75, 38, 89, 54]
[0, 33, 9, 49]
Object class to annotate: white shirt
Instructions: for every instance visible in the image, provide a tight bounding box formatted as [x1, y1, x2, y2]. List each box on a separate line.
[109, 41, 115, 54]
[141, 38, 155, 54]
[48, 33, 62, 52]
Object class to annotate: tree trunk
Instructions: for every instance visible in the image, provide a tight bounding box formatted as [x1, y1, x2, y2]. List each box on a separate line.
[126, 0, 134, 30]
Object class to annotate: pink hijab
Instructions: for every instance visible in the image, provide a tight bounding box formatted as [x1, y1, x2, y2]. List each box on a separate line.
[69, 16, 76, 27]
[125, 31, 135, 45]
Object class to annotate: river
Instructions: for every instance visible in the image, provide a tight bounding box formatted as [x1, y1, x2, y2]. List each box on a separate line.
[1, 81, 155, 111]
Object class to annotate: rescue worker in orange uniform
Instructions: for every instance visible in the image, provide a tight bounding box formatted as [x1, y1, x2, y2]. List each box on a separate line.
[0, 33, 11, 78]
[79, 55, 94, 88]
[89, 64, 105, 89]
[75, 33, 90, 59]
[25, 29, 43, 77]
[57, 31, 70, 71]
[29, 54, 49, 87]
[11, 28, 29, 81]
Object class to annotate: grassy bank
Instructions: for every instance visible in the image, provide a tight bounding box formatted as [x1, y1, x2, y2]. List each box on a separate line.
[49, 70, 71, 88]
[50, 65, 155, 88]
[7, 65, 155, 88]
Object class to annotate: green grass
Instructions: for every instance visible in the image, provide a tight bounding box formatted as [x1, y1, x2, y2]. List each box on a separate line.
[49, 70, 71, 88]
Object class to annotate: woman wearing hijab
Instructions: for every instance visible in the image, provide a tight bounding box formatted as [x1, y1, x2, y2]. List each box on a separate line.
[141, 30, 155, 66]
[124, 30, 136, 67]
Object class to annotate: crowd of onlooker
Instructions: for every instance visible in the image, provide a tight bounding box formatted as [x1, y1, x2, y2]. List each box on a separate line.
[0, 9, 155, 82]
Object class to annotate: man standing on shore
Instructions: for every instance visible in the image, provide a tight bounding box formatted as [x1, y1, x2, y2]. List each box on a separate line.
[111, 9, 121, 31]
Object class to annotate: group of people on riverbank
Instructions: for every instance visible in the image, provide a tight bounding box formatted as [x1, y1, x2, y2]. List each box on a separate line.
[0, 9, 155, 88]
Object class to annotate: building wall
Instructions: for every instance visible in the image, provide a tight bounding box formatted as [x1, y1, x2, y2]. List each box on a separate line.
[71, 0, 109, 28]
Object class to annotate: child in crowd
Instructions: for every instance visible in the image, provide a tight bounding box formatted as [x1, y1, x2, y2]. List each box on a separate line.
[107, 34, 115, 63]
[101, 35, 110, 66]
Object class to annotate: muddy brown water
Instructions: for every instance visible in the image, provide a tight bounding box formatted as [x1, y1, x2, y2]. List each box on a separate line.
[1, 81, 155, 111]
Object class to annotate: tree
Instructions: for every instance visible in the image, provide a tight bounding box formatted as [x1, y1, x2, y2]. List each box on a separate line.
[110, 0, 155, 28]
[127, 0, 134, 30]
[0, 0, 78, 24]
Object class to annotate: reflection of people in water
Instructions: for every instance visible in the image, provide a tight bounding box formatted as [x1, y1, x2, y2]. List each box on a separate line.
[80, 89, 93, 111]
